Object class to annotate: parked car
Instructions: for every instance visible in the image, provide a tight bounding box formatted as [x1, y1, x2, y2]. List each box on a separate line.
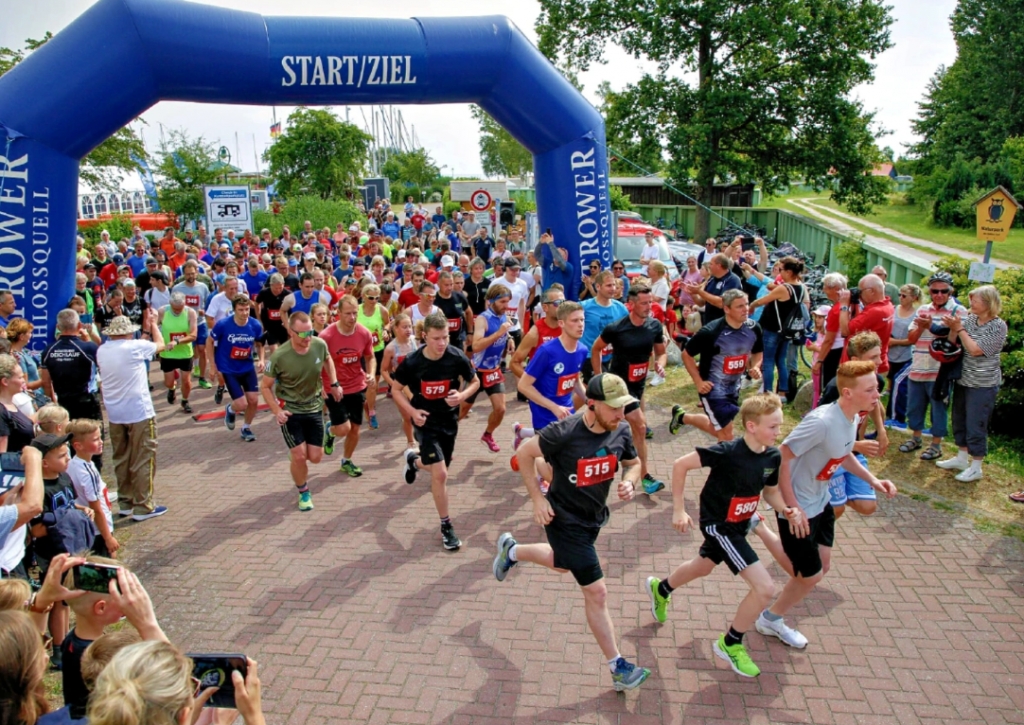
[614, 219, 702, 281]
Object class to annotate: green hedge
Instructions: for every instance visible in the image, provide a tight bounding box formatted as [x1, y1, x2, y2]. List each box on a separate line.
[252, 195, 362, 238]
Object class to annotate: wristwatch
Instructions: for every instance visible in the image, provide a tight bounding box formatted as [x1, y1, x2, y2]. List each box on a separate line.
[840, 306, 849, 312]
[26, 592, 53, 614]
[330, 382, 342, 388]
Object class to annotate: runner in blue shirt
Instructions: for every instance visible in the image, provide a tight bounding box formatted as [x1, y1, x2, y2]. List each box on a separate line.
[520, 301, 587, 432]
[207, 295, 265, 442]
[579, 270, 629, 399]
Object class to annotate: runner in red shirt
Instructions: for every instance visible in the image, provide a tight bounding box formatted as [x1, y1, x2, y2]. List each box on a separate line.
[320, 295, 376, 477]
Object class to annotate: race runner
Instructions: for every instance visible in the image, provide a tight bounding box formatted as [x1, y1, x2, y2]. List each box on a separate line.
[380, 312, 419, 450]
[509, 285, 566, 447]
[255, 273, 289, 354]
[206, 294, 264, 442]
[171, 260, 212, 389]
[460, 285, 512, 452]
[357, 283, 390, 430]
[157, 292, 197, 414]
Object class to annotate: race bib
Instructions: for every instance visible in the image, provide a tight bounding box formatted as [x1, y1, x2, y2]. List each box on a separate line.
[447, 318, 461, 332]
[576, 454, 617, 487]
[395, 355, 406, 368]
[508, 312, 519, 327]
[371, 332, 380, 346]
[170, 332, 187, 343]
[725, 495, 760, 523]
[268, 308, 281, 321]
[341, 354, 359, 366]
[556, 373, 578, 395]
[816, 456, 846, 481]
[627, 361, 648, 382]
[230, 346, 250, 360]
[480, 368, 504, 387]
[723, 354, 747, 375]
[422, 380, 450, 400]
[185, 295, 199, 307]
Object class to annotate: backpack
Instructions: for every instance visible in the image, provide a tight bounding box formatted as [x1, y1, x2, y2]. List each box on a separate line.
[38, 502, 98, 561]
[776, 283, 809, 341]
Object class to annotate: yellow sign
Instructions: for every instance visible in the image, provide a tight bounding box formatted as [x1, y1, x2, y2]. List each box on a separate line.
[975, 185, 1021, 242]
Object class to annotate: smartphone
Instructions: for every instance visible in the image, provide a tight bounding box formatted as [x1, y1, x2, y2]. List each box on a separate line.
[740, 234, 756, 252]
[189, 654, 247, 708]
[546, 227, 552, 236]
[0, 452, 24, 473]
[72, 563, 121, 594]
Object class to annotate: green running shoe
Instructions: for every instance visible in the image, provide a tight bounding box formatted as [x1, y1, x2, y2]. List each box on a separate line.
[340, 459, 363, 477]
[641, 473, 665, 495]
[645, 576, 671, 623]
[197, 377, 212, 390]
[668, 404, 686, 435]
[713, 635, 760, 678]
[323, 429, 335, 456]
[298, 490, 314, 511]
[610, 657, 650, 691]
[645, 426, 654, 440]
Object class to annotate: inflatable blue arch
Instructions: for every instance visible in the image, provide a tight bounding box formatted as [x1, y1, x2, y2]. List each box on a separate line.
[0, 0, 611, 346]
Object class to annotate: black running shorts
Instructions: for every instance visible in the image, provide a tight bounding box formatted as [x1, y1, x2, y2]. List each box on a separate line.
[778, 503, 835, 578]
[280, 411, 324, 450]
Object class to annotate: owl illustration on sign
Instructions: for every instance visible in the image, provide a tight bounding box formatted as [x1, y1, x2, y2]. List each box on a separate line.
[988, 197, 1005, 222]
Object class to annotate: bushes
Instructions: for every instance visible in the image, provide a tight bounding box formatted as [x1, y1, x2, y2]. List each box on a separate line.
[78, 215, 137, 254]
[252, 195, 361, 238]
[930, 255, 1024, 437]
[833, 235, 868, 282]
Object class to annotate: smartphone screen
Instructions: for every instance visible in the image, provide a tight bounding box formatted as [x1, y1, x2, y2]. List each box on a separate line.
[72, 563, 120, 594]
[189, 654, 247, 708]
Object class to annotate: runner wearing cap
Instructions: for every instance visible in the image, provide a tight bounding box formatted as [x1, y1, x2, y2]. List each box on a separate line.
[493, 373, 651, 692]
[460, 285, 512, 452]
[207, 294, 264, 442]
[498, 259, 529, 355]
[157, 293, 198, 414]
[591, 283, 668, 494]
[392, 313, 480, 550]
[357, 283, 390, 431]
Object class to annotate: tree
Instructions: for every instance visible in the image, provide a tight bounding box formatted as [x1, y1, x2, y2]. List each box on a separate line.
[263, 107, 372, 200]
[380, 148, 441, 190]
[1, 33, 146, 190]
[537, 0, 894, 240]
[155, 130, 221, 225]
[471, 106, 534, 179]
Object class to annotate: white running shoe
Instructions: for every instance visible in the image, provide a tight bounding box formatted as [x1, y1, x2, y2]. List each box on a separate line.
[955, 466, 983, 482]
[755, 613, 808, 648]
[936, 454, 969, 471]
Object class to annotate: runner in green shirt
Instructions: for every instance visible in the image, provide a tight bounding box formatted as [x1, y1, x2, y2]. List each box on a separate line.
[261, 311, 342, 512]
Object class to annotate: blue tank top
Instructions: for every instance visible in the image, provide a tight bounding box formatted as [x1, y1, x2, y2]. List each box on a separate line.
[291, 290, 317, 316]
[472, 309, 508, 371]
[524, 337, 588, 430]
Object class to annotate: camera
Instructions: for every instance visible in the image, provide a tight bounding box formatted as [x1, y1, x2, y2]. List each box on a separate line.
[848, 288, 861, 306]
[188, 654, 247, 708]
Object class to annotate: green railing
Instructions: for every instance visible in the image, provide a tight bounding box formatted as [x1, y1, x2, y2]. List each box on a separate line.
[633, 204, 935, 284]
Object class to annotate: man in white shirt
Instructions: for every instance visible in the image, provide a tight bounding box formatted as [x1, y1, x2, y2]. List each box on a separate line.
[96, 315, 169, 521]
[501, 258, 530, 351]
[205, 276, 242, 328]
[639, 231, 660, 275]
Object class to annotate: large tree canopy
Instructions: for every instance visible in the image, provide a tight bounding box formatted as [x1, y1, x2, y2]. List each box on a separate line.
[537, 0, 894, 239]
[471, 106, 533, 180]
[263, 107, 372, 201]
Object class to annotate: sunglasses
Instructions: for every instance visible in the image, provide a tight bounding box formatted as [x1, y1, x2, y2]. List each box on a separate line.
[930, 288, 951, 295]
[545, 299, 564, 306]
[364, 295, 379, 300]
[293, 329, 314, 338]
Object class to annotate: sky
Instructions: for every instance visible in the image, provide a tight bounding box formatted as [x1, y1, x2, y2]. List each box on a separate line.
[0, 0, 959, 177]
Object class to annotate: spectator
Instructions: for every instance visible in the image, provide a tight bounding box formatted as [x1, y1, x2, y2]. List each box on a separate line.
[41, 309, 102, 428]
[96, 316, 168, 522]
[0, 610, 51, 724]
[936, 285, 1007, 483]
[685, 253, 742, 324]
[696, 237, 718, 266]
[648, 261, 670, 310]
[0, 445, 44, 580]
[885, 283, 921, 429]
[7, 319, 47, 408]
[871, 265, 900, 302]
[0, 354, 35, 453]
[67, 419, 119, 557]
[747, 256, 806, 398]
[812, 272, 848, 389]
[839, 273, 894, 374]
[900, 272, 966, 462]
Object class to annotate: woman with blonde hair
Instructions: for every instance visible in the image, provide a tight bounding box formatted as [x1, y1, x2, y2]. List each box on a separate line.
[7, 320, 46, 409]
[0, 354, 34, 452]
[0, 611, 50, 725]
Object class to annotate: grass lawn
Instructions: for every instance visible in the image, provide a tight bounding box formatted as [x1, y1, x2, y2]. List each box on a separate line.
[647, 365, 1024, 540]
[762, 191, 1024, 265]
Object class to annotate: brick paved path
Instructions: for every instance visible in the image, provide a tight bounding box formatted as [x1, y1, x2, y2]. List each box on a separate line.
[119, 379, 1024, 724]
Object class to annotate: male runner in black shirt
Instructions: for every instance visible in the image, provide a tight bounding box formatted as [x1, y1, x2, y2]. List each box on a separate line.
[493, 374, 651, 692]
[393, 313, 480, 550]
[646, 393, 798, 678]
[591, 284, 667, 494]
[434, 271, 473, 351]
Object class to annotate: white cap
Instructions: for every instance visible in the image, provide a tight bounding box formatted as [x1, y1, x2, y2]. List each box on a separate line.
[397, 249, 407, 259]
[440, 255, 454, 268]
[304, 252, 316, 260]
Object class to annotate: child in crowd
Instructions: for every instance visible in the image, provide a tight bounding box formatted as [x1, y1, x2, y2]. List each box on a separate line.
[807, 305, 830, 407]
[66, 419, 118, 557]
[37, 403, 70, 435]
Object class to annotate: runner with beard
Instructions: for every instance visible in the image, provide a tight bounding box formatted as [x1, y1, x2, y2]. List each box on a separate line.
[459, 285, 512, 453]
[171, 260, 211, 389]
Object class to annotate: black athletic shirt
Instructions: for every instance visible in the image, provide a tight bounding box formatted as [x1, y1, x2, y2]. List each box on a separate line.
[435, 291, 471, 346]
[393, 346, 477, 435]
[40, 336, 98, 399]
[256, 287, 289, 338]
[599, 315, 664, 388]
[538, 414, 637, 527]
[464, 277, 491, 316]
[61, 628, 93, 718]
[684, 317, 763, 400]
[697, 439, 781, 526]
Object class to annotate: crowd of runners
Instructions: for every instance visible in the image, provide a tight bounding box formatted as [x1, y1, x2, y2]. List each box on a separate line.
[0, 198, 920, 700]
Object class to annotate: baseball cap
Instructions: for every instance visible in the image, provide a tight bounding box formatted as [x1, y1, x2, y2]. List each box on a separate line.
[287, 258, 298, 267]
[397, 250, 407, 259]
[258, 241, 268, 249]
[314, 244, 325, 253]
[586, 373, 637, 409]
[304, 252, 316, 260]
[352, 258, 365, 267]
[440, 255, 454, 268]
[122, 279, 135, 288]
[505, 257, 520, 269]
[813, 305, 831, 316]
[145, 256, 157, 265]
[31, 433, 72, 457]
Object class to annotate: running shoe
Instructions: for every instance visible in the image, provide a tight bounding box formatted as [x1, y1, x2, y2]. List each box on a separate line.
[214, 385, 225, 405]
[645, 576, 670, 623]
[645, 426, 654, 440]
[132, 505, 169, 522]
[481, 431, 500, 452]
[224, 404, 236, 431]
[509, 454, 519, 472]
[403, 448, 419, 484]
[713, 635, 760, 677]
[192, 363, 200, 377]
[668, 404, 687, 435]
[755, 613, 808, 648]
[181, 400, 192, 414]
[513, 422, 524, 451]
[298, 490, 314, 511]
[197, 378, 211, 390]
[610, 658, 650, 691]
[323, 429, 336, 456]
[747, 511, 763, 535]
[441, 522, 461, 550]
[641, 473, 664, 495]
[167, 388, 175, 405]
[118, 508, 133, 517]
[884, 419, 908, 431]
[340, 459, 363, 477]
[936, 454, 970, 471]
[955, 466, 983, 482]
[240, 428, 257, 443]
[369, 413, 378, 430]
[493, 532, 517, 581]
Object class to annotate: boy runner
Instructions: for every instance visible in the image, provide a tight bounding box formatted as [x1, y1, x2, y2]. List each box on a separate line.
[207, 294, 265, 442]
[493, 373, 650, 692]
[460, 285, 512, 453]
[646, 393, 797, 677]
[393, 313, 480, 550]
[261, 312, 342, 511]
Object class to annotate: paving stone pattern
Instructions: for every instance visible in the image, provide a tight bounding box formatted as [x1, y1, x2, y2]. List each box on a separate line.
[119, 378, 1024, 724]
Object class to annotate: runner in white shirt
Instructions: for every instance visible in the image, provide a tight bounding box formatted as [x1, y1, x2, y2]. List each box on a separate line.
[499, 259, 529, 350]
